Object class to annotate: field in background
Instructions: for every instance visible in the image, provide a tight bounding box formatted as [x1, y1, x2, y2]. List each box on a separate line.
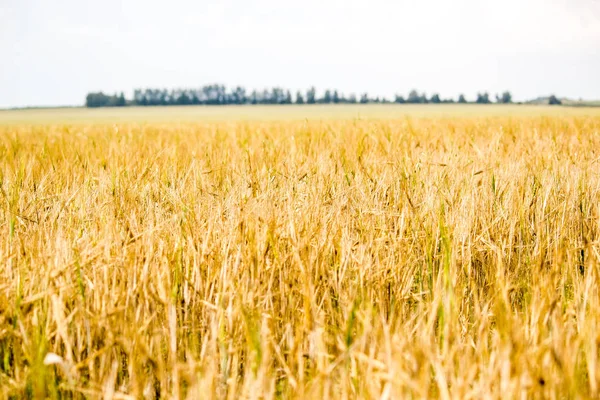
[2, 104, 600, 124]
[1, 106, 600, 398]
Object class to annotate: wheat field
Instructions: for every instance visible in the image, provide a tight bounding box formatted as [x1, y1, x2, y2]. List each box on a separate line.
[1, 106, 600, 399]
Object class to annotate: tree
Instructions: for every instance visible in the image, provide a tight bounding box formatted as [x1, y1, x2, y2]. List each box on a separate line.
[306, 87, 316, 104]
[333, 90, 340, 104]
[159, 90, 168, 106]
[88, 85, 556, 108]
[249, 90, 259, 105]
[475, 92, 491, 104]
[117, 92, 126, 106]
[176, 91, 191, 105]
[407, 90, 427, 104]
[270, 87, 285, 104]
[86, 92, 109, 108]
[85, 92, 125, 107]
[231, 86, 247, 104]
[321, 90, 332, 104]
[548, 95, 562, 105]
[496, 91, 512, 104]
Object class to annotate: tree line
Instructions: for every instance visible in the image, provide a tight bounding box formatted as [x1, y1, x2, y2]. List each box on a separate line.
[85, 85, 561, 107]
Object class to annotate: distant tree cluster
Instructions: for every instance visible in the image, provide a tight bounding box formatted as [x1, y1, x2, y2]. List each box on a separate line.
[84, 85, 561, 107]
[85, 92, 126, 108]
[128, 86, 365, 106]
[131, 86, 297, 106]
[393, 90, 514, 104]
[548, 95, 562, 105]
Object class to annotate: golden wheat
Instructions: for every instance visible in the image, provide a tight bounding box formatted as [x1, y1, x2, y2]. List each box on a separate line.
[1, 110, 600, 398]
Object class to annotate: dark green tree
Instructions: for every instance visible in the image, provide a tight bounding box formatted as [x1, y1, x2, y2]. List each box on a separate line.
[548, 95, 562, 105]
[321, 90, 332, 104]
[306, 87, 316, 104]
[407, 90, 426, 104]
[333, 90, 340, 104]
[496, 91, 512, 104]
[176, 91, 191, 105]
[475, 92, 491, 104]
[394, 94, 406, 104]
[231, 86, 247, 104]
[117, 92, 126, 106]
[86, 92, 124, 107]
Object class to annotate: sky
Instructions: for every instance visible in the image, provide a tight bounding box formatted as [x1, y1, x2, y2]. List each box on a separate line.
[1, 0, 599, 108]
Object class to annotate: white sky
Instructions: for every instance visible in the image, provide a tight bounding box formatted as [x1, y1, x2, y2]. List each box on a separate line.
[1, 0, 599, 108]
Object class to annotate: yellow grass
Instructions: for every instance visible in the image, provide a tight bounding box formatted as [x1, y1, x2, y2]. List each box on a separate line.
[1, 104, 599, 125]
[1, 106, 600, 398]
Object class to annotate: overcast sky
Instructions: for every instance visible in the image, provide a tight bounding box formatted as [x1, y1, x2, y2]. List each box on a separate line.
[1, 0, 599, 108]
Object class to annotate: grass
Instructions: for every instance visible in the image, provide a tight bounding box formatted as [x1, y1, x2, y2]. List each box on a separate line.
[2, 103, 600, 125]
[1, 106, 600, 398]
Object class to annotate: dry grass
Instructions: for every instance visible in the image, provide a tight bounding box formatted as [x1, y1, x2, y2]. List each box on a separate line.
[1, 110, 600, 398]
[1, 104, 598, 125]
